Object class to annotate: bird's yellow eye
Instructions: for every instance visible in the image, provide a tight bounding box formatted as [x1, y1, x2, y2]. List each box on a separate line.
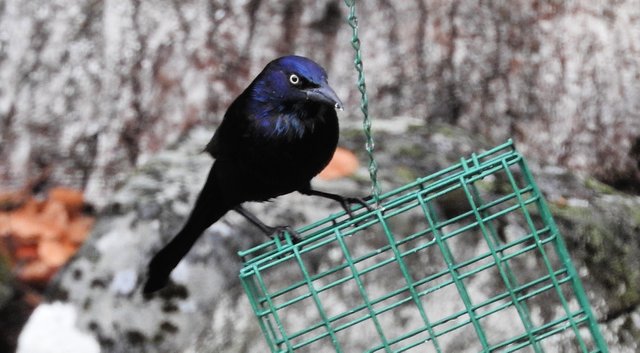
[289, 74, 300, 85]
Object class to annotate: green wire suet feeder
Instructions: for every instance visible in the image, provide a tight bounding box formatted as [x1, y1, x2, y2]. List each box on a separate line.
[238, 1, 609, 352]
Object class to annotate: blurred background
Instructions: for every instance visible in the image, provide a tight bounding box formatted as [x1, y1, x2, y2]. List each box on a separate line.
[0, 1, 638, 352]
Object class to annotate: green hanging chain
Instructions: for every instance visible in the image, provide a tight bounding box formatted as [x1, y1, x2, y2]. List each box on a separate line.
[344, 0, 381, 205]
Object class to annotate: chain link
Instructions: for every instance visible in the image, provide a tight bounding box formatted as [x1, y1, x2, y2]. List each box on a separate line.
[343, 0, 381, 205]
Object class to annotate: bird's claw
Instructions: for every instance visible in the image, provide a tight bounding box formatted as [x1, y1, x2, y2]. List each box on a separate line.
[269, 225, 302, 244]
[234, 206, 301, 244]
[338, 196, 374, 218]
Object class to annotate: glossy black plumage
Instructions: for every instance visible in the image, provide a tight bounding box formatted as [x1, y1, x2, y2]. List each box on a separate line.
[143, 56, 344, 294]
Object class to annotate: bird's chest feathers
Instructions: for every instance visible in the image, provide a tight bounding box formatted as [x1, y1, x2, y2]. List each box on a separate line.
[262, 114, 307, 139]
[254, 104, 327, 141]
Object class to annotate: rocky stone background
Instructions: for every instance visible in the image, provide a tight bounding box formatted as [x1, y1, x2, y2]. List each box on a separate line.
[1, 0, 639, 352]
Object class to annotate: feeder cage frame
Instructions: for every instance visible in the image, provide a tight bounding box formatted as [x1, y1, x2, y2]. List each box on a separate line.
[239, 140, 609, 353]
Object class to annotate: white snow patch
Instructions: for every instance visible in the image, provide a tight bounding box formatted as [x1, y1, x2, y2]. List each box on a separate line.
[17, 302, 100, 353]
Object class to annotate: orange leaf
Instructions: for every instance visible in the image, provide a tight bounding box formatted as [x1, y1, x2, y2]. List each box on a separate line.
[65, 215, 94, 244]
[48, 187, 85, 215]
[15, 244, 39, 261]
[38, 200, 69, 238]
[16, 261, 55, 284]
[38, 240, 75, 267]
[0, 213, 10, 236]
[7, 212, 62, 240]
[0, 189, 27, 210]
[318, 147, 360, 180]
[19, 198, 43, 216]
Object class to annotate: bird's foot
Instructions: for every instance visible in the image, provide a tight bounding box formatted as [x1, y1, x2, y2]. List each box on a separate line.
[337, 196, 374, 219]
[234, 205, 301, 244]
[299, 189, 374, 219]
[268, 225, 302, 244]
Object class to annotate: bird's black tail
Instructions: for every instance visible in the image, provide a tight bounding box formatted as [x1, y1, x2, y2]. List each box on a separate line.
[143, 165, 232, 294]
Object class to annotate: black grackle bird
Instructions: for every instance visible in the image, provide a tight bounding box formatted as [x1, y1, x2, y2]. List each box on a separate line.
[143, 55, 366, 294]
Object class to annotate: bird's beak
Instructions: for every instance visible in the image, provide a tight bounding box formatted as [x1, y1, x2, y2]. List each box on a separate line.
[307, 84, 344, 111]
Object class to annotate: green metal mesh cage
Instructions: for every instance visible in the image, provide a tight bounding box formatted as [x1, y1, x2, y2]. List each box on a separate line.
[238, 140, 609, 353]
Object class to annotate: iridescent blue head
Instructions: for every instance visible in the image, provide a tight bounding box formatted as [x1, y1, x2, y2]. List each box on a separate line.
[250, 55, 343, 111]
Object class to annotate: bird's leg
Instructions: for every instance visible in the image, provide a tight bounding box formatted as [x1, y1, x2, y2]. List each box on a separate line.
[234, 205, 301, 243]
[299, 188, 373, 218]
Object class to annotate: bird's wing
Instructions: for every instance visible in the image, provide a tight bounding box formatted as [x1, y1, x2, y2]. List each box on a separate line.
[204, 97, 251, 160]
[204, 125, 222, 158]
